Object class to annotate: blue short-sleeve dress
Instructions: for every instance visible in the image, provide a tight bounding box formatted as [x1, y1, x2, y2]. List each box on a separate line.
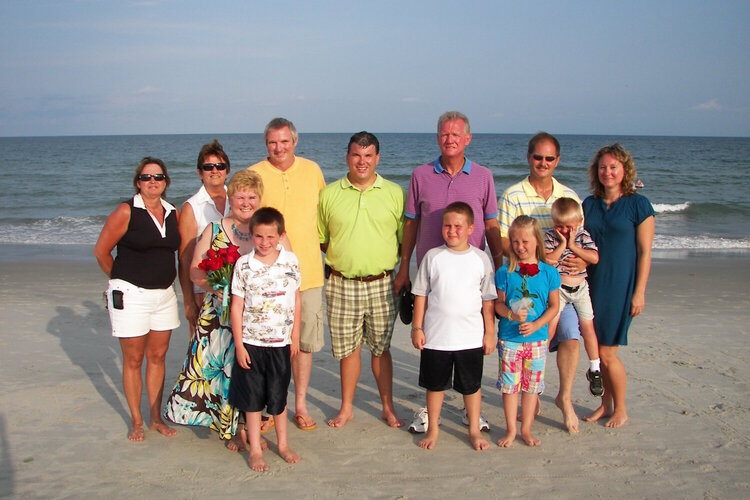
[582, 193, 654, 346]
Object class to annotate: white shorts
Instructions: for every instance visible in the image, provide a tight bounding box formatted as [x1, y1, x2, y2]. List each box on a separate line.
[107, 279, 180, 338]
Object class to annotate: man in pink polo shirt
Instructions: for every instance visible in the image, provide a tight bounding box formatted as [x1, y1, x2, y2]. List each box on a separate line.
[393, 111, 503, 433]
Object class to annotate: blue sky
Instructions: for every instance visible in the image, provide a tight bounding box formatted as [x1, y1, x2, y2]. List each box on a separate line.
[1, 0, 748, 137]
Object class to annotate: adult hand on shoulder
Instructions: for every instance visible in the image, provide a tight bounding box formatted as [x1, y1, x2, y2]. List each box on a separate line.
[630, 290, 645, 317]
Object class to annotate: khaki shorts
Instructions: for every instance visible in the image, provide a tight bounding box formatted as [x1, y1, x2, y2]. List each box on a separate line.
[299, 287, 324, 353]
[559, 280, 594, 321]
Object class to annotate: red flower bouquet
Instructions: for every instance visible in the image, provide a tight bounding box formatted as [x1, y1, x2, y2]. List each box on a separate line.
[197, 244, 241, 324]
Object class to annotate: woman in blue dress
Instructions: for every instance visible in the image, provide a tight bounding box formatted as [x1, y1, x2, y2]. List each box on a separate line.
[582, 144, 654, 428]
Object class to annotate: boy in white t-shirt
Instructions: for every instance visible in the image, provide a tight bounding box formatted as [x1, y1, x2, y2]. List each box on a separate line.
[229, 207, 301, 472]
[410, 202, 497, 451]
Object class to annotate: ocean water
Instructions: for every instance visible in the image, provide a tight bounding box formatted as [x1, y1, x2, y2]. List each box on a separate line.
[1, 133, 749, 258]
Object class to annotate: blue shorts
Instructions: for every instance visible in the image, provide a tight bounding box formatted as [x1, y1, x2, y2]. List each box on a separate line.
[548, 303, 581, 352]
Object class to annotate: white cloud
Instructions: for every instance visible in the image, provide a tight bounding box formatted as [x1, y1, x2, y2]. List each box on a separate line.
[134, 86, 159, 95]
[401, 97, 423, 103]
[691, 99, 723, 111]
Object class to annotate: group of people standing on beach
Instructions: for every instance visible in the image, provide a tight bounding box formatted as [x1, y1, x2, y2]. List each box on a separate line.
[94, 111, 655, 471]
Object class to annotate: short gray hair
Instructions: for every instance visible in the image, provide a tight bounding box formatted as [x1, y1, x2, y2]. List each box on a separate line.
[264, 117, 298, 143]
[437, 111, 470, 134]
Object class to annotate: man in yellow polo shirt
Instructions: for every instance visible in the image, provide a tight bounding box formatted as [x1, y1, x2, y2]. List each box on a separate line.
[248, 117, 325, 431]
[318, 131, 405, 429]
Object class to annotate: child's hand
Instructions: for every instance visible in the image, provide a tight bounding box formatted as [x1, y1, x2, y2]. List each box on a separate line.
[555, 227, 567, 245]
[236, 344, 251, 369]
[411, 328, 426, 350]
[519, 320, 540, 337]
[482, 331, 496, 355]
[566, 229, 577, 249]
[515, 307, 529, 322]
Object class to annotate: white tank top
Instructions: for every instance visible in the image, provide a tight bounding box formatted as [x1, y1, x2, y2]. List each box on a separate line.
[186, 185, 229, 293]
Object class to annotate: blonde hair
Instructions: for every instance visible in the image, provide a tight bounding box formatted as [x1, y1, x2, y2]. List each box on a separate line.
[550, 197, 583, 225]
[227, 170, 264, 199]
[588, 143, 637, 198]
[507, 215, 546, 272]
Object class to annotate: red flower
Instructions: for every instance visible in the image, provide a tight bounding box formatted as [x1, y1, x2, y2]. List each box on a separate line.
[518, 262, 539, 277]
[225, 244, 241, 264]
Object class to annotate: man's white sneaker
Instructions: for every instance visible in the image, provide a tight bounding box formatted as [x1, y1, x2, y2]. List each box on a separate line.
[461, 407, 490, 432]
[408, 407, 440, 434]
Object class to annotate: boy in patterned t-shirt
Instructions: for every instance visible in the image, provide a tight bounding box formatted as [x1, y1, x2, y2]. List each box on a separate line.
[229, 207, 301, 472]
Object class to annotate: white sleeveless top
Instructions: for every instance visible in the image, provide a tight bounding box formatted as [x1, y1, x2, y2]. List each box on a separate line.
[186, 185, 229, 237]
[186, 185, 229, 293]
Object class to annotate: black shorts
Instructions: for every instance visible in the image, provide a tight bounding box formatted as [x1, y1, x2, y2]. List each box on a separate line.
[418, 347, 484, 395]
[228, 344, 291, 415]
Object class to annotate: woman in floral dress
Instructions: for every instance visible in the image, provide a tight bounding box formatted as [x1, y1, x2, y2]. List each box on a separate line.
[164, 170, 264, 450]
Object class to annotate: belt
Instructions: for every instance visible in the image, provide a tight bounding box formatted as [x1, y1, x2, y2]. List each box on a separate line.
[328, 268, 392, 282]
[561, 283, 581, 293]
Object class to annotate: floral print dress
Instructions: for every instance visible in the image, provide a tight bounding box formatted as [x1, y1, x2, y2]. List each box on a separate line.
[164, 223, 239, 440]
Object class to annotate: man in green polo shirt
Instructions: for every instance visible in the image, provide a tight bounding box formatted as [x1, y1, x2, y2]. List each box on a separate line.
[318, 131, 405, 429]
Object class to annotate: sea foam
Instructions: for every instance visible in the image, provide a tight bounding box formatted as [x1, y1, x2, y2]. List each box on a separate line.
[653, 202, 690, 213]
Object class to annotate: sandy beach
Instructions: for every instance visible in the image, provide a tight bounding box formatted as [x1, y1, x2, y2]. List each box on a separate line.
[1, 252, 748, 498]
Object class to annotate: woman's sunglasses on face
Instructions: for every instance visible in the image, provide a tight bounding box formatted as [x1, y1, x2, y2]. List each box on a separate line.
[137, 174, 167, 181]
[200, 162, 228, 171]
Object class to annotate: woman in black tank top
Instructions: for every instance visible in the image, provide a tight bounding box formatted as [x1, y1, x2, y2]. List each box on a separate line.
[94, 157, 181, 442]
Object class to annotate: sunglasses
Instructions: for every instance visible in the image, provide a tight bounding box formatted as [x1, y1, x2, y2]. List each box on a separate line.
[200, 162, 228, 171]
[137, 174, 167, 182]
[532, 154, 558, 162]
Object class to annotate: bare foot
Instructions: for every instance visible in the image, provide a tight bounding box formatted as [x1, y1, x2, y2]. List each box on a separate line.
[260, 437, 269, 451]
[554, 395, 579, 434]
[381, 409, 404, 428]
[226, 434, 247, 452]
[279, 446, 301, 464]
[469, 432, 490, 451]
[582, 404, 611, 423]
[418, 430, 439, 450]
[327, 410, 354, 428]
[249, 451, 268, 472]
[497, 430, 515, 448]
[128, 424, 145, 442]
[605, 410, 628, 428]
[149, 421, 176, 437]
[520, 430, 541, 447]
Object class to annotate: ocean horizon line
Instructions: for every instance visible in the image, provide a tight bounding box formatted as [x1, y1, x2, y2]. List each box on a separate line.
[2, 131, 749, 140]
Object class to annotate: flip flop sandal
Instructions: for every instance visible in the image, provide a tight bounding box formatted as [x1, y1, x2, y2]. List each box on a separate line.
[294, 414, 317, 431]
